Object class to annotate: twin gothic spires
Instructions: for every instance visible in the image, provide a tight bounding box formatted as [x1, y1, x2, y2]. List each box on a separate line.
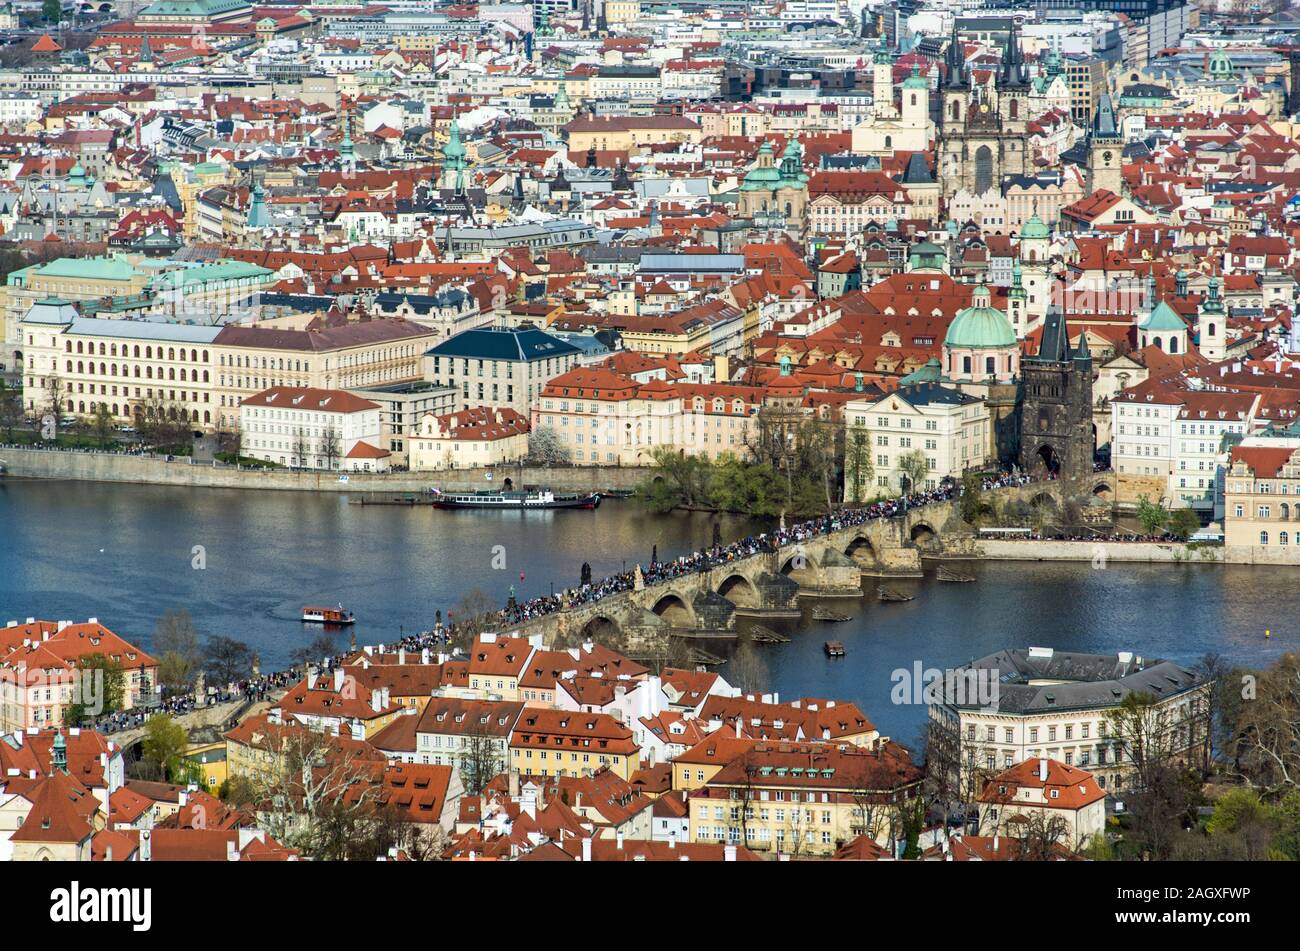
[943, 18, 1029, 91]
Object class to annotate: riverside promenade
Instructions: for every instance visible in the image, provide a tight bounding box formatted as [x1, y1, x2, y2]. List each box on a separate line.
[0, 445, 645, 494]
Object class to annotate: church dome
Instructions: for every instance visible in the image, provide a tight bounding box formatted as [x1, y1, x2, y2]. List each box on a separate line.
[740, 142, 781, 191]
[944, 284, 1016, 349]
[1020, 215, 1049, 239]
[1139, 299, 1186, 332]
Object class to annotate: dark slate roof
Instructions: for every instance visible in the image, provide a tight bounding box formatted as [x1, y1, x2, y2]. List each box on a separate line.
[425, 326, 581, 362]
[899, 152, 933, 185]
[944, 648, 1204, 713]
[374, 289, 471, 314]
[1092, 92, 1120, 140]
[891, 382, 977, 407]
[1031, 309, 1071, 363]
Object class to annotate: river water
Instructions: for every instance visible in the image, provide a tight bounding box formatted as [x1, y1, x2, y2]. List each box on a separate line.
[1, 480, 1295, 744]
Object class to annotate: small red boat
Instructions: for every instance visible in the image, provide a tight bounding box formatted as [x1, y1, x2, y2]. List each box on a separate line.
[302, 604, 355, 625]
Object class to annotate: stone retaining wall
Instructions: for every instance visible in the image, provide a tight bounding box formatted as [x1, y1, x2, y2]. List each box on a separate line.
[0, 447, 647, 494]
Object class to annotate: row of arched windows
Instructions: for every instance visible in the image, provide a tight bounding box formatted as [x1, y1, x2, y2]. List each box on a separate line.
[66, 341, 208, 362]
[66, 400, 211, 425]
[66, 361, 209, 383]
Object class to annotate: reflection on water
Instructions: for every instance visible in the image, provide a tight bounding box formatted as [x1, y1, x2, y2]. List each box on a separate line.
[2, 480, 1295, 743]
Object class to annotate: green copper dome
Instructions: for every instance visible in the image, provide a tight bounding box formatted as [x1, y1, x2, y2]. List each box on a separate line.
[944, 285, 1016, 349]
[1021, 215, 1049, 239]
[1140, 299, 1186, 332]
[740, 142, 782, 191]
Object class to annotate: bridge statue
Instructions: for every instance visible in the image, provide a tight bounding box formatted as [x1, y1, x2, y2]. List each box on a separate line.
[193, 670, 206, 707]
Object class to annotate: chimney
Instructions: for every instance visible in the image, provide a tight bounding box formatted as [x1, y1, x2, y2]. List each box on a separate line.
[1039, 758, 1048, 783]
[735, 717, 741, 739]
[333, 667, 345, 692]
[227, 839, 240, 862]
[993, 833, 1000, 852]
[105, 846, 113, 863]
[398, 648, 406, 665]
[668, 831, 676, 849]
[724, 844, 737, 862]
[581, 837, 592, 862]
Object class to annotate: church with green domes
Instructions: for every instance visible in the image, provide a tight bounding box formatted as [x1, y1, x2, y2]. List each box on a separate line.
[736, 139, 809, 229]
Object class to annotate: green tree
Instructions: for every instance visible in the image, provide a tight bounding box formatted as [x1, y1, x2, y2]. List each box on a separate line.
[42, 0, 61, 24]
[897, 449, 929, 494]
[1167, 506, 1201, 541]
[1135, 494, 1170, 535]
[142, 714, 191, 783]
[637, 446, 713, 512]
[0, 378, 21, 442]
[63, 654, 127, 724]
[1080, 832, 1114, 861]
[959, 471, 989, 524]
[843, 424, 873, 504]
[92, 402, 114, 448]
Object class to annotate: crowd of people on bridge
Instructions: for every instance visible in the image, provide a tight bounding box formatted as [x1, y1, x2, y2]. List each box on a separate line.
[489, 468, 1055, 627]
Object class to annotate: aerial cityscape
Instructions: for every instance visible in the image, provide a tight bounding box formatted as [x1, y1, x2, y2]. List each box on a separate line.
[0, 0, 1294, 897]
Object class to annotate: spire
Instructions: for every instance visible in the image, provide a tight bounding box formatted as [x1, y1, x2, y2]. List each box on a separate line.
[1074, 328, 1091, 362]
[1033, 308, 1072, 363]
[52, 729, 67, 774]
[1092, 92, 1120, 141]
[944, 21, 968, 89]
[1009, 259, 1025, 299]
[1202, 274, 1224, 314]
[1000, 19, 1026, 86]
[443, 116, 467, 194]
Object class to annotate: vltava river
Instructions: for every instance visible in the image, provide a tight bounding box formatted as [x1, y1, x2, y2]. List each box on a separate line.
[1, 480, 1294, 743]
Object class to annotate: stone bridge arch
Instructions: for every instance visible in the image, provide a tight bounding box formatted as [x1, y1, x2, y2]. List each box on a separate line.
[1029, 491, 1059, 511]
[579, 613, 622, 642]
[909, 521, 940, 550]
[651, 592, 694, 628]
[844, 535, 879, 567]
[716, 573, 759, 609]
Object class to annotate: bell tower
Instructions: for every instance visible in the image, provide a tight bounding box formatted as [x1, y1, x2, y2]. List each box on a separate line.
[1088, 93, 1123, 195]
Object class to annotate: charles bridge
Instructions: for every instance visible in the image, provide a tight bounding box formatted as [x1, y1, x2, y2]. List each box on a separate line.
[513, 472, 1115, 651]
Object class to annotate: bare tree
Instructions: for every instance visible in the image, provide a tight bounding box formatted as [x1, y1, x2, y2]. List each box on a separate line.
[153, 608, 202, 691]
[292, 426, 309, 468]
[729, 629, 768, 694]
[44, 373, 65, 434]
[321, 423, 341, 470]
[460, 730, 504, 795]
[1008, 810, 1071, 860]
[248, 725, 388, 861]
[1229, 652, 1300, 797]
